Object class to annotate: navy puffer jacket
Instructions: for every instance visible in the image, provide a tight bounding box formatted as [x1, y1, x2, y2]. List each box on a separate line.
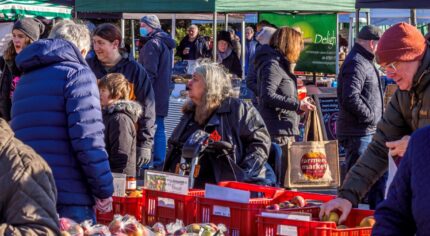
[11, 39, 114, 206]
[336, 43, 384, 136]
[139, 29, 176, 117]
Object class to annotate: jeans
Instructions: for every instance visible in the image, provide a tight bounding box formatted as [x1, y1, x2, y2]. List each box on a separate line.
[271, 135, 296, 187]
[57, 205, 96, 224]
[153, 115, 166, 168]
[339, 135, 387, 209]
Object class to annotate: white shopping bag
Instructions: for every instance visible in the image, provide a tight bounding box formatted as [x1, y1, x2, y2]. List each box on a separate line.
[385, 154, 398, 198]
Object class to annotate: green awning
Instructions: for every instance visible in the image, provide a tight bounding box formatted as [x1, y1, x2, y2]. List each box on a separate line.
[0, 0, 72, 20]
[75, 0, 356, 14]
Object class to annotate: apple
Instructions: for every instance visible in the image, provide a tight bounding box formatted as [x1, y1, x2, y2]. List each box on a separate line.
[186, 223, 201, 233]
[266, 203, 280, 210]
[61, 231, 72, 236]
[291, 196, 307, 207]
[109, 219, 123, 234]
[59, 218, 73, 231]
[322, 212, 340, 225]
[359, 216, 376, 227]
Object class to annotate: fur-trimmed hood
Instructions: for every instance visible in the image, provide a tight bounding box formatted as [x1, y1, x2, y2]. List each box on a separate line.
[105, 100, 143, 123]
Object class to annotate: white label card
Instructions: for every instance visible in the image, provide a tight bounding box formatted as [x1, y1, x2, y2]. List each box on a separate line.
[144, 170, 189, 195]
[277, 225, 298, 236]
[157, 197, 175, 209]
[213, 205, 231, 217]
[204, 184, 250, 203]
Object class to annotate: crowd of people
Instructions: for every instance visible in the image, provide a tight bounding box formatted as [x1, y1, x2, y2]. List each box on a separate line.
[0, 13, 429, 235]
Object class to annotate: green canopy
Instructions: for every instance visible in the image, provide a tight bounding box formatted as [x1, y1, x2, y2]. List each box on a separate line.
[75, 0, 356, 13]
[0, 0, 72, 20]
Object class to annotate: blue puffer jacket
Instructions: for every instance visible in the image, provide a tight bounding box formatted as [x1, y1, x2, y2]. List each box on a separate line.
[138, 29, 176, 117]
[11, 39, 114, 206]
[373, 126, 430, 235]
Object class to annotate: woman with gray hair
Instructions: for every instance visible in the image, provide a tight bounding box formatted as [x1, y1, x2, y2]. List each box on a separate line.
[163, 62, 275, 188]
[10, 21, 114, 223]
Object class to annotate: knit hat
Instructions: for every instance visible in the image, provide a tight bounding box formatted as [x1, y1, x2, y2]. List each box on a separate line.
[256, 26, 277, 45]
[357, 25, 382, 40]
[140, 15, 161, 29]
[13, 18, 45, 41]
[376, 22, 426, 65]
[217, 30, 232, 46]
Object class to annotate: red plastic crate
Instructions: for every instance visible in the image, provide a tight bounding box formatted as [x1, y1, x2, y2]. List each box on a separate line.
[269, 190, 336, 205]
[143, 189, 205, 226]
[196, 182, 336, 236]
[257, 207, 374, 236]
[196, 182, 284, 236]
[96, 196, 145, 225]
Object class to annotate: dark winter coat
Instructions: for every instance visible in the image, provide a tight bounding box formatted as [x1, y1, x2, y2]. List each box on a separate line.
[373, 126, 430, 236]
[87, 53, 156, 149]
[337, 43, 384, 136]
[0, 119, 60, 235]
[221, 50, 242, 78]
[0, 57, 20, 121]
[177, 35, 210, 60]
[163, 97, 275, 186]
[103, 100, 142, 178]
[339, 44, 430, 207]
[245, 39, 258, 74]
[11, 39, 114, 206]
[254, 44, 300, 136]
[138, 29, 176, 117]
[246, 44, 263, 97]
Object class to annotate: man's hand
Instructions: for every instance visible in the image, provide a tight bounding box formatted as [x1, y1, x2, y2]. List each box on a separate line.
[386, 135, 410, 158]
[136, 147, 152, 167]
[95, 197, 113, 213]
[319, 198, 353, 224]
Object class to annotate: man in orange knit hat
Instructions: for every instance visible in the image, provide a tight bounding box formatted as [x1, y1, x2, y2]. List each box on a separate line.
[320, 22, 429, 223]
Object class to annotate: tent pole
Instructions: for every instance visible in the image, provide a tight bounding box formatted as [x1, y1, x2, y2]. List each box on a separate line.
[213, 11, 218, 62]
[131, 20, 135, 59]
[348, 15, 353, 53]
[336, 13, 340, 76]
[172, 14, 176, 66]
[241, 18, 245, 79]
[121, 19, 125, 48]
[355, 8, 360, 39]
[225, 14, 228, 31]
[171, 14, 176, 40]
[411, 9, 417, 26]
[366, 12, 370, 25]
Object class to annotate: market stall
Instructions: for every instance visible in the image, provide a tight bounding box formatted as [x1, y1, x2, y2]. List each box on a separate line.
[71, 2, 378, 235]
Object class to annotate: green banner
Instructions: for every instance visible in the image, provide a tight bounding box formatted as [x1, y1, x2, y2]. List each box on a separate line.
[259, 13, 337, 74]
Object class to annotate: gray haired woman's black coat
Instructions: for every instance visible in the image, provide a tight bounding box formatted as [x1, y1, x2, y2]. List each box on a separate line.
[163, 97, 275, 186]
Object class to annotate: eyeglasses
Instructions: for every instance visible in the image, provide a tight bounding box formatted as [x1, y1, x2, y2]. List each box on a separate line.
[378, 62, 398, 74]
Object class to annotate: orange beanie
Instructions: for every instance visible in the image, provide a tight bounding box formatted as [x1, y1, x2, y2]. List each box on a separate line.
[376, 22, 426, 65]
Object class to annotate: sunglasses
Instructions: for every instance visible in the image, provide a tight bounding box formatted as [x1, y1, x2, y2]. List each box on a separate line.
[378, 62, 398, 74]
